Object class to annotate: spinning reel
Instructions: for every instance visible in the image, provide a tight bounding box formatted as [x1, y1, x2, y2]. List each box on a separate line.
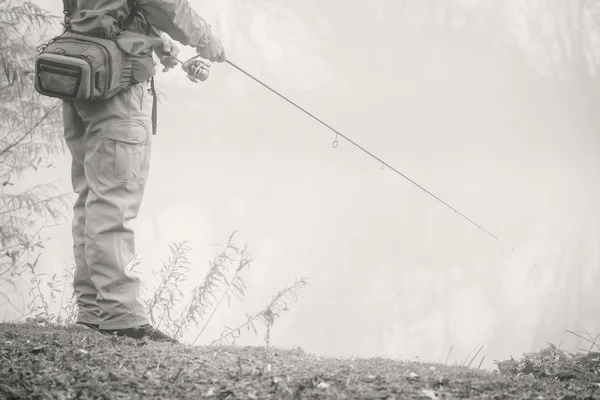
[172, 54, 211, 83]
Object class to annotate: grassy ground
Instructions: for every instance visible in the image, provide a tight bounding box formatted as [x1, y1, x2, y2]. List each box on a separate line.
[1, 322, 599, 399]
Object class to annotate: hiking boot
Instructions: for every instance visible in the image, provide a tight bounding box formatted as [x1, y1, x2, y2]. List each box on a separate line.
[100, 324, 178, 344]
[76, 321, 101, 332]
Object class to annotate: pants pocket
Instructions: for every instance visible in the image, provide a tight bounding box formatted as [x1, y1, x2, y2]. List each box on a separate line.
[101, 119, 149, 183]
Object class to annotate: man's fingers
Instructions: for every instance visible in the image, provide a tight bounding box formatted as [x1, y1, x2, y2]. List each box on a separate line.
[170, 43, 180, 58]
[161, 36, 171, 54]
[160, 56, 178, 69]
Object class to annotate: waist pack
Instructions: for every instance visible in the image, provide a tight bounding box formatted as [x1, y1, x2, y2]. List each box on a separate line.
[34, 30, 155, 102]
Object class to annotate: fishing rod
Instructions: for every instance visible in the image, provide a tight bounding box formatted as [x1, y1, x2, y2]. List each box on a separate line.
[173, 54, 539, 270]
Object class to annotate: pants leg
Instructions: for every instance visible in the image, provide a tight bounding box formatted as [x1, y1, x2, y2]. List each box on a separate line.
[62, 101, 100, 324]
[73, 82, 153, 330]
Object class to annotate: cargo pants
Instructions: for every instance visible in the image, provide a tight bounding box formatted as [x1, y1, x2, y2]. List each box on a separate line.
[62, 81, 152, 330]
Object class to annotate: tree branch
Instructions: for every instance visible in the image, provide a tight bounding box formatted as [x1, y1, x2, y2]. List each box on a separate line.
[0, 191, 72, 216]
[0, 100, 60, 160]
[191, 260, 250, 346]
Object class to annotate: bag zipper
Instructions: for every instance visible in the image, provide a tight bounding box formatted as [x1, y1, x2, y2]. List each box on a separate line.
[40, 64, 80, 77]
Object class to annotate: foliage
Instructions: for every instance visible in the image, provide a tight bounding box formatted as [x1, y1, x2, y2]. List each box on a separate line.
[1, 256, 76, 324]
[206, 277, 308, 347]
[521, 0, 600, 83]
[145, 241, 191, 331]
[169, 232, 249, 339]
[25, 255, 77, 325]
[0, 0, 70, 296]
[496, 332, 600, 384]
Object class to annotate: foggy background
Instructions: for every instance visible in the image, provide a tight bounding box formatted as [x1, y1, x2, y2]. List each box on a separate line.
[3, 0, 600, 370]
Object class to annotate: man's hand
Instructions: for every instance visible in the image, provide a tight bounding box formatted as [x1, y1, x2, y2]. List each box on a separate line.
[196, 36, 226, 63]
[155, 34, 180, 72]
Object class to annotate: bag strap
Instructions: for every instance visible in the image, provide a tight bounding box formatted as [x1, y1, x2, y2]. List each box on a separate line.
[62, 0, 73, 30]
[62, 0, 71, 14]
[114, 0, 139, 36]
[150, 76, 158, 135]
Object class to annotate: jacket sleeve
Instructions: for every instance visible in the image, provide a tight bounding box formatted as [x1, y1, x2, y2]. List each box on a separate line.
[136, 0, 214, 47]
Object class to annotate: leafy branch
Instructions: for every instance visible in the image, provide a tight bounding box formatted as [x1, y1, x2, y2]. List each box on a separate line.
[0, 1, 59, 27]
[26, 254, 50, 320]
[145, 241, 191, 330]
[171, 232, 243, 339]
[0, 100, 60, 160]
[209, 277, 309, 346]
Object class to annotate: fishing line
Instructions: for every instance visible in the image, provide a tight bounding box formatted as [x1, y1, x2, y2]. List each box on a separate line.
[225, 60, 539, 269]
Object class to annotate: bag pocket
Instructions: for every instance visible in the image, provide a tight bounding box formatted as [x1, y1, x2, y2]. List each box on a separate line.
[35, 54, 92, 100]
[101, 119, 149, 183]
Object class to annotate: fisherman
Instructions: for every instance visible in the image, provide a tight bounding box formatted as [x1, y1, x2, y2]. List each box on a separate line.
[57, 0, 226, 343]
